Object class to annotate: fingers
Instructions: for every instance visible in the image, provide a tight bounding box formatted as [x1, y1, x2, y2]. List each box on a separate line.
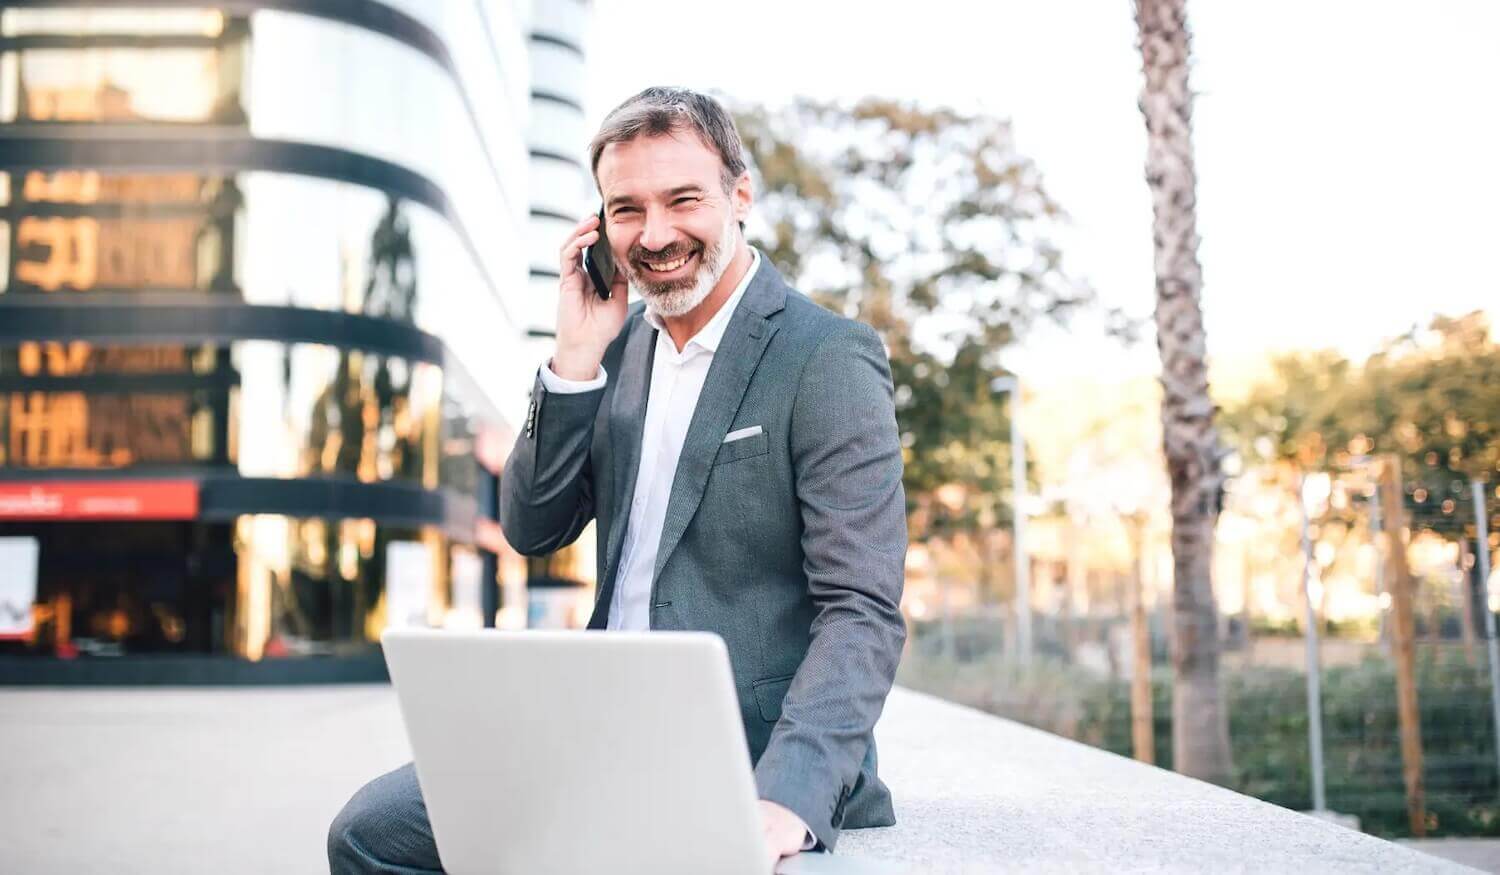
[558, 229, 598, 265]
[557, 213, 602, 267]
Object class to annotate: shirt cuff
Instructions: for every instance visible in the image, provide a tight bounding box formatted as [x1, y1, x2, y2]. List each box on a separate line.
[788, 812, 816, 851]
[539, 361, 608, 394]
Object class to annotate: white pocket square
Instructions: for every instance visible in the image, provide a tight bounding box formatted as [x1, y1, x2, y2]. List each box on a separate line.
[722, 425, 763, 444]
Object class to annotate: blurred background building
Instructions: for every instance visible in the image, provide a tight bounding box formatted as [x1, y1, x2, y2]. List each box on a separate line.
[0, 0, 595, 682]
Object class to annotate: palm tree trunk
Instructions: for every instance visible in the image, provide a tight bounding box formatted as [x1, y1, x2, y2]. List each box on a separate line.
[1134, 0, 1233, 785]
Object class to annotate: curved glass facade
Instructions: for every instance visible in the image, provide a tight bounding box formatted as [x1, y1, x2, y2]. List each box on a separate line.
[0, 339, 471, 490]
[0, 1, 593, 678]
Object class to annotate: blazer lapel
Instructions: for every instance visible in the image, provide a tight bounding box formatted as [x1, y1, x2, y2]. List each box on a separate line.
[650, 258, 788, 585]
[590, 314, 656, 628]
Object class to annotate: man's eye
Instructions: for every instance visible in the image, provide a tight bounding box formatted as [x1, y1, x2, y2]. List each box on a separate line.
[672, 198, 698, 206]
[613, 207, 638, 216]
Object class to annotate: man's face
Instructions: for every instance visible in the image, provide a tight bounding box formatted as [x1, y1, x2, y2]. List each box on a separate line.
[595, 131, 749, 318]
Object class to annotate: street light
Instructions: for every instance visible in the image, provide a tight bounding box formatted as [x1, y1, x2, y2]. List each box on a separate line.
[1473, 479, 1500, 787]
[1300, 471, 1332, 813]
[990, 376, 1030, 665]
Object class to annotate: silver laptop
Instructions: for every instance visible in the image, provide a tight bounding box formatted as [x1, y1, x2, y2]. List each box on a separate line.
[382, 628, 907, 875]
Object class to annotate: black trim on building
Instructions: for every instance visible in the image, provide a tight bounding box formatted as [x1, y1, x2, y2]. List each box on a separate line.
[529, 147, 585, 170]
[0, 654, 390, 686]
[531, 89, 585, 114]
[529, 31, 585, 59]
[0, 130, 448, 222]
[202, 476, 476, 537]
[529, 207, 576, 223]
[0, 293, 506, 429]
[0, 369, 240, 394]
[0, 294, 446, 365]
[0, 130, 517, 333]
[3, 199, 233, 220]
[0, 33, 231, 51]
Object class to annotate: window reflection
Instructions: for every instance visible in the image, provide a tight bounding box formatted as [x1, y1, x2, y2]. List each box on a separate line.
[0, 167, 521, 417]
[0, 340, 229, 469]
[0, 515, 486, 659]
[0, 521, 233, 658]
[293, 345, 442, 489]
[0, 338, 488, 493]
[0, 10, 247, 125]
[2, 170, 240, 294]
[4, 390, 216, 468]
[231, 515, 433, 660]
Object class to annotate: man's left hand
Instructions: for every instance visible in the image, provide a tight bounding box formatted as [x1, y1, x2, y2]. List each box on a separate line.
[759, 799, 811, 866]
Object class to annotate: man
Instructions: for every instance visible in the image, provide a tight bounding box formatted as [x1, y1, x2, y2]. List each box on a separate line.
[328, 86, 907, 872]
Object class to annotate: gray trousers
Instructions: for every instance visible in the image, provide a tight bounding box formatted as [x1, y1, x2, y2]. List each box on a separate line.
[328, 763, 442, 874]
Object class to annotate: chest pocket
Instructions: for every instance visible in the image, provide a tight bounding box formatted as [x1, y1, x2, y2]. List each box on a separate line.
[713, 429, 768, 465]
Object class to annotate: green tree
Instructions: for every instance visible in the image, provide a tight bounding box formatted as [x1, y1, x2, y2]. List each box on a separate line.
[1220, 350, 1360, 473]
[1223, 312, 1500, 543]
[1363, 313, 1500, 539]
[734, 99, 1116, 545]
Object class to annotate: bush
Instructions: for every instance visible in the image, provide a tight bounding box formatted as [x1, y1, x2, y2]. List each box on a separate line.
[899, 642, 1500, 837]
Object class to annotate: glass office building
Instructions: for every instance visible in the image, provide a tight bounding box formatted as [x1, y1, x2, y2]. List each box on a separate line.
[0, 1, 593, 682]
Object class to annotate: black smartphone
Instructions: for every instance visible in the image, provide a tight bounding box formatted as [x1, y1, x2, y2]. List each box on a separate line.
[581, 206, 615, 301]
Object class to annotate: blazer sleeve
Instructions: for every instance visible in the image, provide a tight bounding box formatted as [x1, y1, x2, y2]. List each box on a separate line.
[498, 367, 605, 557]
[753, 321, 908, 849]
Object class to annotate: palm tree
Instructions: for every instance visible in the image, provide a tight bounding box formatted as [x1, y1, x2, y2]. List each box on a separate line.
[1134, 0, 1232, 784]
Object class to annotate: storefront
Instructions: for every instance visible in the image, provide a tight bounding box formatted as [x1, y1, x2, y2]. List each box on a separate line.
[0, 1, 595, 682]
[0, 439, 522, 683]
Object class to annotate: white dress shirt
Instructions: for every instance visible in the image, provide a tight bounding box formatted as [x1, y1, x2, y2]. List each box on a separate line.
[539, 249, 759, 630]
[539, 251, 815, 849]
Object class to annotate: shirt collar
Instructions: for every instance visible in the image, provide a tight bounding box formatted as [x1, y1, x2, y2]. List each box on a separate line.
[643, 248, 760, 354]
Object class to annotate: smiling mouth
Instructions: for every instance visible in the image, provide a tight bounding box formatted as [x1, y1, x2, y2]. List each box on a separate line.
[641, 251, 696, 274]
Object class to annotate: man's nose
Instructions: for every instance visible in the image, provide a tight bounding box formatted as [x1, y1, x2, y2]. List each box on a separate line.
[638, 208, 675, 252]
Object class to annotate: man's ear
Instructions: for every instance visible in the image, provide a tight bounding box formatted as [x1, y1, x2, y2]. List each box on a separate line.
[732, 171, 753, 224]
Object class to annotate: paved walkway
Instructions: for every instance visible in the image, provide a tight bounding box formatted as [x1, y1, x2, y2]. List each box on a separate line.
[0, 685, 1475, 873]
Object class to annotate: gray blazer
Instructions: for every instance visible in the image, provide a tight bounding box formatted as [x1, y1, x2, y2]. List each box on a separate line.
[499, 254, 907, 848]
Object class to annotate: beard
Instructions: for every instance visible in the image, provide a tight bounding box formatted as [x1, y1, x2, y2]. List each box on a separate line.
[625, 210, 738, 320]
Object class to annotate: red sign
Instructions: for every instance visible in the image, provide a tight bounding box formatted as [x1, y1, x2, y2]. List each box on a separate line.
[0, 480, 199, 521]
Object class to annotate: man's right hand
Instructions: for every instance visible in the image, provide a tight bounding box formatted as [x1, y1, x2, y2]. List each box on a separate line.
[553, 212, 629, 381]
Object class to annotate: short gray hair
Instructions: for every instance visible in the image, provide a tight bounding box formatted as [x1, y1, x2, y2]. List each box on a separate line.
[588, 86, 748, 194]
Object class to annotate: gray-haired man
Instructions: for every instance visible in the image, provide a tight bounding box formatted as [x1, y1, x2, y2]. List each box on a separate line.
[328, 86, 907, 872]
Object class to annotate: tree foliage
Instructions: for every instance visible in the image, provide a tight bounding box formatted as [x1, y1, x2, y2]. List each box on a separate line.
[1221, 311, 1500, 539]
[734, 99, 1117, 537]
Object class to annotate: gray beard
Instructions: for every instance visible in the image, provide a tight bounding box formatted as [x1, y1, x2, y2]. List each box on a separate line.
[633, 217, 738, 320]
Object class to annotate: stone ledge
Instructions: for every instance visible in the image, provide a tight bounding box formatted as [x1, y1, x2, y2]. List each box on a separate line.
[0, 685, 1473, 873]
[839, 688, 1468, 873]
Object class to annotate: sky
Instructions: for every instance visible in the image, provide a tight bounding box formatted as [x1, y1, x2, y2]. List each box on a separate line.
[582, 0, 1500, 388]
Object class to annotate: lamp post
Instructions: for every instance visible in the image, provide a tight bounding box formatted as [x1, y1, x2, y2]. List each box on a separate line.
[1473, 479, 1500, 788]
[1300, 472, 1331, 813]
[991, 376, 1030, 665]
